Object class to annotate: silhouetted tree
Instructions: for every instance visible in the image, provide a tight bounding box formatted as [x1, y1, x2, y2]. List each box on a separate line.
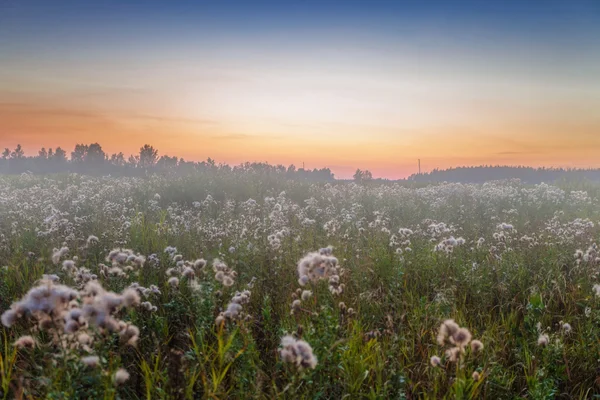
[10, 145, 24, 159]
[157, 155, 178, 169]
[85, 143, 106, 165]
[128, 155, 139, 167]
[110, 152, 126, 166]
[53, 147, 67, 162]
[353, 169, 372, 183]
[139, 145, 158, 168]
[71, 144, 88, 164]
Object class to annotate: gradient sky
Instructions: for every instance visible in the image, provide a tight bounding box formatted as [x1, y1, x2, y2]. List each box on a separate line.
[1, 0, 599, 178]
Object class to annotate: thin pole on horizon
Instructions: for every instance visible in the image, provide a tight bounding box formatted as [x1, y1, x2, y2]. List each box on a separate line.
[418, 159, 421, 175]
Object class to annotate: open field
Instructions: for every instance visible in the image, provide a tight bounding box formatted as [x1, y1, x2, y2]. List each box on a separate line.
[2, 171, 600, 399]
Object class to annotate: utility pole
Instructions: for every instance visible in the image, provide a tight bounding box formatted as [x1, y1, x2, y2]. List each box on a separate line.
[418, 159, 421, 175]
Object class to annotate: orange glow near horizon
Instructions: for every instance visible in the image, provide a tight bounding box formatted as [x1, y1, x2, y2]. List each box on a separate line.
[2, 93, 600, 179]
[2, 2, 600, 179]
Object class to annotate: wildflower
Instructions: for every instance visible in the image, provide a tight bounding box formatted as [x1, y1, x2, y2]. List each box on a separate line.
[1, 309, 18, 327]
[437, 319, 459, 346]
[132, 255, 146, 267]
[453, 328, 472, 348]
[119, 324, 140, 346]
[301, 290, 312, 301]
[430, 355, 441, 367]
[78, 333, 92, 345]
[470, 339, 484, 353]
[298, 275, 309, 286]
[122, 288, 140, 307]
[213, 259, 236, 286]
[297, 249, 339, 286]
[194, 259, 206, 269]
[537, 334, 549, 346]
[114, 368, 130, 385]
[168, 277, 179, 287]
[231, 290, 251, 305]
[62, 259, 76, 271]
[86, 235, 99, 246]
[445, 347, 462, 363]
[328, 275, 344, 295]
[223, 302, 243, 319]
[291, 299, 302, 314]
[279, 335, 318, 370]
[81, 355, 100, 367]
[222, 276, 234, 287]
[472, 371, 480, 381]
[14, 335, 36, 349]
[43, 274, 60, 282]
[164, 246, 177, 255]
[562, 322, 572, 333]
[141, 301, 156, 311]
[182, 267, 195, 279]
[247, 277, 257, 289]
[52, 246, 69, 265]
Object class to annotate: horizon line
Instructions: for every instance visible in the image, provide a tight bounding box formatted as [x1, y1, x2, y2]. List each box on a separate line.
[4, 141, 600, 180]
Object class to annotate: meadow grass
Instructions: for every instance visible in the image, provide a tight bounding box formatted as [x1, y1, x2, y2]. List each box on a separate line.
[1, 172, 600, 399]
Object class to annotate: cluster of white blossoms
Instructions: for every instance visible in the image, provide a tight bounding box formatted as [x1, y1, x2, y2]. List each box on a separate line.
[213, 258, 237, 287]
[215, 289, 252, 326]
[574, 244, 600, 266]
[434, 236, 466, 254]
[290, 288, 313, 315]
[433, 319, 483, 365]
[279, 335, 318, 370]
[291, 247, 344, 315]
[536, 320, 572, 347]
[297, 246, 342, 293]
[2, 278, 142, 362]
[166, 248, 207, 279]
[86, 247, 149, 279]
[0, 174, 596, 277]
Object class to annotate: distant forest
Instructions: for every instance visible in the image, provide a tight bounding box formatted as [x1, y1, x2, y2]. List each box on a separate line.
[0, 143, 335, 182]
[407, 166, 600, 184]
[2, 143, 600, 184]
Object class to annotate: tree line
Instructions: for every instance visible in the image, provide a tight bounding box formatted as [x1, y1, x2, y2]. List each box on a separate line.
[4, 143, 600, 183]
[0, 143, 336, 182]
[407, 165, 600, 184]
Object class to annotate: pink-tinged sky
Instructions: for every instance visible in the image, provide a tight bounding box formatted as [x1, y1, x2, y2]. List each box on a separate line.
[1, 1, 599, 179]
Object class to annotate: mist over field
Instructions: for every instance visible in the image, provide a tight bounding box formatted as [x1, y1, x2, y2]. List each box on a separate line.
[2, 0, 600, 399]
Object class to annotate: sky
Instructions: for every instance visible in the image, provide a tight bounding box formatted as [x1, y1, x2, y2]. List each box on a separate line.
[1, 0, 599, 179]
